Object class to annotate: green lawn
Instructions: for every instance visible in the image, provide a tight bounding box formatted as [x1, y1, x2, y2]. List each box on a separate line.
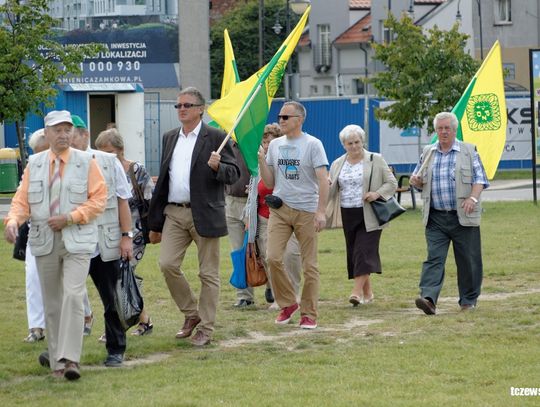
[1, 202, 539, 406]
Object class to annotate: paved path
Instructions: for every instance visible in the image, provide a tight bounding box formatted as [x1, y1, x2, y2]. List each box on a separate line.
[1, 180, 538, 216]
[394, 179, 539, 208]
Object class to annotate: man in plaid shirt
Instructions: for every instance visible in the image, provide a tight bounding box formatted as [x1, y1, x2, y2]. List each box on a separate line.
[409, 112, 489, 315]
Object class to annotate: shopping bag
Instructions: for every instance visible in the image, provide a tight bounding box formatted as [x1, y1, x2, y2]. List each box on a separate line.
[230, 234, 248, 289]
[114, 259, 144, 330]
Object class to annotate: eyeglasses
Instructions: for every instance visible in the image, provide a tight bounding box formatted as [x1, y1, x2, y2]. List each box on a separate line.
[278, 114, 300, 121]
[174, 103, 203, 109]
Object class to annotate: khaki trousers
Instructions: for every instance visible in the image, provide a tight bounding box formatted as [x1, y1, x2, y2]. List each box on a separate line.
[258, 215, 302, 299]
[267, 203, 320, 319]
[159, 204, 220, 335]
[35, 232, 90, 371]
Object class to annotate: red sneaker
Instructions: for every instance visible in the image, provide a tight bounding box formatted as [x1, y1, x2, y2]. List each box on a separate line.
[275, 303, 299, 325]
[299, 315, 317, 329]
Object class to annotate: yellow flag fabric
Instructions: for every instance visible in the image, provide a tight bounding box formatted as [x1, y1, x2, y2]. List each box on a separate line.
[208, 6, 310, 137]
[453, 41, 507, 179]
[221, 29, 239, 98]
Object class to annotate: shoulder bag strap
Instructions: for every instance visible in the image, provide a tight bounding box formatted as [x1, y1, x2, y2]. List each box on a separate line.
[128, 162, 144, 203]
[367, 154, 374, 192]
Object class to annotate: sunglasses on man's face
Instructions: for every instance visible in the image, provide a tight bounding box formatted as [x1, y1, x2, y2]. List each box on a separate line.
[278, 114, 300, 121]
[174, 103, 203, 109]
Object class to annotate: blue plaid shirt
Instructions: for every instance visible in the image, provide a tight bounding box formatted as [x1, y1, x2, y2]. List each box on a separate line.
[414, 141, 489, 210]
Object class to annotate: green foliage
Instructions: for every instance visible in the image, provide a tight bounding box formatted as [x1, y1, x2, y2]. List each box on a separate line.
[370, 14, 479, 133]
[209, 0, 301, 99]
[0, 0, 104, 124]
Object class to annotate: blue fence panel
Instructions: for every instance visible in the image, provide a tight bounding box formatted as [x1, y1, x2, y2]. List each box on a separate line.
[269, 98, 366, 165]
[3, 90, 88, 150]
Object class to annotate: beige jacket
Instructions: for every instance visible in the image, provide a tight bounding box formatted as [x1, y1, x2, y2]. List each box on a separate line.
[326, 150, 397, 232]
[419, 142, 483, 227]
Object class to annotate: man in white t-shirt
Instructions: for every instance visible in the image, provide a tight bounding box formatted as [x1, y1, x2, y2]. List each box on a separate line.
[258, 101, 329, 329]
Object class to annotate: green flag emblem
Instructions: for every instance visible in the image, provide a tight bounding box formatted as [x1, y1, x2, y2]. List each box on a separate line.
[465, 93, 502, 131]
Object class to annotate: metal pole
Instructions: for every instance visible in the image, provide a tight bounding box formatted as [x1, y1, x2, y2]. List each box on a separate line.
[259, 0, 264, 68]
[528, 49, 538, 204]
[359, 46, 369, 140]
[285, 0, 291, 100]
[477, 0, 484, 59]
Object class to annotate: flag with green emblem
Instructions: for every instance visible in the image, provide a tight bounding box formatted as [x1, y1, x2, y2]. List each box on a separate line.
[432, 41, 507, 179]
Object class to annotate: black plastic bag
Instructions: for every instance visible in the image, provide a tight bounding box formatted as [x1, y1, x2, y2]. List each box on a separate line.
[114, 259, 144, 331]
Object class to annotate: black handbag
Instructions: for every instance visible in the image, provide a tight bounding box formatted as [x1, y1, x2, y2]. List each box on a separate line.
[13, 222, 29, 261]
[128, 163, 151, 244]
[368, 154, 406, 226]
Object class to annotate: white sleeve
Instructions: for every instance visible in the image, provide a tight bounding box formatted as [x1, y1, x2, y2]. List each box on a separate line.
[113, 158, 132, 200]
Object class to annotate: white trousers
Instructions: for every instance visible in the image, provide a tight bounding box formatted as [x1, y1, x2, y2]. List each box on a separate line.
[25, 247, 45, 329]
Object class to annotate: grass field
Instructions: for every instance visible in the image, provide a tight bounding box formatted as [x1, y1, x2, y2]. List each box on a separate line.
[0, 201, 539, 406]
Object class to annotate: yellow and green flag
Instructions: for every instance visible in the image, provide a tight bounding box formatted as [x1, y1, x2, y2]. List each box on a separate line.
[208, 6, 311, 175]
[448, 40, 507, 179]
[221, 29, 240, 98]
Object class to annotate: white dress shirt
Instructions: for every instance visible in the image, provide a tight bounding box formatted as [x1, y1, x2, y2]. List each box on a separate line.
[168, 120, 202, 203]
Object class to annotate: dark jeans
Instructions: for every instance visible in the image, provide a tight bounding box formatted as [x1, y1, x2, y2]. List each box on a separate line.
[89, 256, 126, 355]
[419, 209, 483, 306]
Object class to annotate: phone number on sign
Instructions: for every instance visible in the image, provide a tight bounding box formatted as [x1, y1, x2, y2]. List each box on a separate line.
[82, 61, 141, 72]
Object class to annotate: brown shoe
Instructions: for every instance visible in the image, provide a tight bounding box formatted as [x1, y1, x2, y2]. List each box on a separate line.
[460, 304, 476, 311]
[415, 297, 436, 315]
[190, 330, 211, 347]
[175, 316, 202, 339]
[63, 361, 81, 381]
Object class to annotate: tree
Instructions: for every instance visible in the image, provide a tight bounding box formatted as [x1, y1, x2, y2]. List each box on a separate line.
[370, 14, 479, 135]
[209, 0, 302, 99]
[0, 0, 103, 166]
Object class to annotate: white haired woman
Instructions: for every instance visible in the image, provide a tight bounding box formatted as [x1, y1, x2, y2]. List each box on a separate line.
[326, 125, 397, 306]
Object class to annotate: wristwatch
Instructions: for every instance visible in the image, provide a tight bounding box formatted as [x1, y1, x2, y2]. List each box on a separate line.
[121, 231, 134, 238]
[66, 214, 74, 226]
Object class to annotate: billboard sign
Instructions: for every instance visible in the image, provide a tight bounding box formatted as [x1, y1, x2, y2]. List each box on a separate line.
[49, 24, 179, 89]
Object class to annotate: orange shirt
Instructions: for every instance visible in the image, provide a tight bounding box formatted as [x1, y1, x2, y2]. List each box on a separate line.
[4, 148, 107, 227]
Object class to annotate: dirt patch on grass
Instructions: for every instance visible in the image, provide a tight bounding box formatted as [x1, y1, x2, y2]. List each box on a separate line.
[83, 352, 172, 370]
[220, 318, 384, 348]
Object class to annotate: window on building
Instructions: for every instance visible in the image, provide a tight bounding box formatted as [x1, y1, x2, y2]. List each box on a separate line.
[317, 24, 331, 69]
[353, 78, 365, 95]
[380, 20, 393, 43]
[495, 0, 511, 24]
[323, 85, 332, 96]
[503, 63, 515, 80]
[309, 85, 318, 96]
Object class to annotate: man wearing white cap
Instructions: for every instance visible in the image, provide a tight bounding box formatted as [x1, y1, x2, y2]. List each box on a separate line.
[4, 110, 107, 380]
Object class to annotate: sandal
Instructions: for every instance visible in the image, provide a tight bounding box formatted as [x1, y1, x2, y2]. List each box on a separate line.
[363, 294, 374, 304]
[24, 328, 45, 343]
[131, 319, 153, 336]
[349, 294, 362, 307]
[83, 314, 93, 336]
